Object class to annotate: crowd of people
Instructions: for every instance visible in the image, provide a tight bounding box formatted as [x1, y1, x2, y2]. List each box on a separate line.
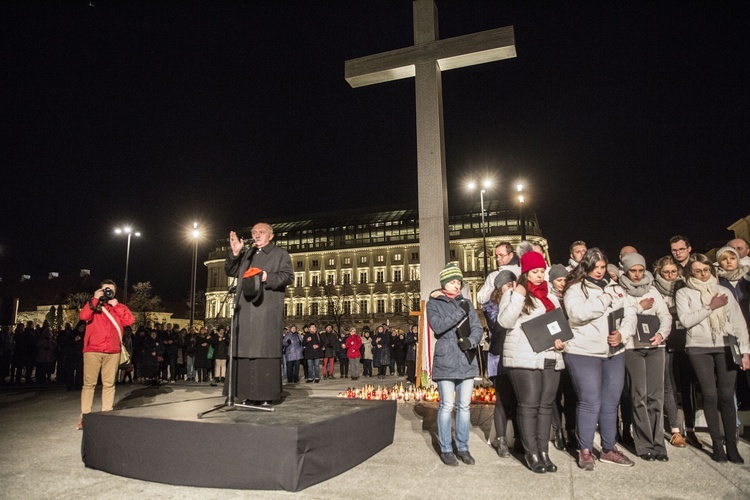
[428, 235, 750, 472]
[0, 320, 236, 388]
[280, 322, 419, 385]
[0, 318, 421, 389]
[3, 233, 749, 474]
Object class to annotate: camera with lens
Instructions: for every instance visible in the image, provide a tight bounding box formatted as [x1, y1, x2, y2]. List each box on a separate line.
[94, 287, 115, 312]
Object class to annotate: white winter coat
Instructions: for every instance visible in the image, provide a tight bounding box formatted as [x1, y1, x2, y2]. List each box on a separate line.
[675, 284, 750, 353]
[623, 287, 672, 349]
[563, 279, 636, 358]
[498, 290, 564, 370]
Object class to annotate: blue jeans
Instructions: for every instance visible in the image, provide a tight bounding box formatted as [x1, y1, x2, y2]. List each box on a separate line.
[436, 378, 474, 453]
[564, 352, 625, 452]
[306, 358, 320, 381]
[186, 355, 195, 380]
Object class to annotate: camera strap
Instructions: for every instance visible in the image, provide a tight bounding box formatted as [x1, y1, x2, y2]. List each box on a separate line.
[101, 306, 123, 342]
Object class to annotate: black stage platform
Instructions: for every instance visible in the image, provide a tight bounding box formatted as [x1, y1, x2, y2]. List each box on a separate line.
[81, 396, 397, 491]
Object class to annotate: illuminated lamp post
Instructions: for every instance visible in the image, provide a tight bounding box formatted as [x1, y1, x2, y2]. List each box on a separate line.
[517, 184, 526, 241]
[190, 222, 200, 332]
[467, 179, 493, 277]
[114, 226, 140, 303]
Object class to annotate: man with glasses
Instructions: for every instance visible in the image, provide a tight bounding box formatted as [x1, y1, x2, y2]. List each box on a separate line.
[477, 242, 521, 304]
[668, 234, 704, 448]
[669, 235, 692, 275]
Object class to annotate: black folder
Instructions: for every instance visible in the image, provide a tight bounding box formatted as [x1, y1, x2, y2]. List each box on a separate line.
[607, 308, 624, 356]
[727, 335, 743, 366]
[521, 308, 574, 353]
[635, 314, 661, 347]
[456, 316, 476, 364]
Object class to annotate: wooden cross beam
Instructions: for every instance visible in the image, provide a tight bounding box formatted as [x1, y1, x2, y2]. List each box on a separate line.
[345, 0, 516, 299]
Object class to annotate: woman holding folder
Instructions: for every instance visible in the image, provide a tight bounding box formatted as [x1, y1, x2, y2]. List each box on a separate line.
[619, 253, 672, 462]
[563, 248, 636, 470]
[498, 251, 566, 473]
[675, 253, 750, 463]
[426, 264, 484, 467]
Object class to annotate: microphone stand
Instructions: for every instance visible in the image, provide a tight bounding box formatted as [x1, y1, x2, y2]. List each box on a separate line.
[197, 285, 273, 418]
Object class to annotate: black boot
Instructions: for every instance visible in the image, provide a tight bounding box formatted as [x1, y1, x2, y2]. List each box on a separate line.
[553, 428, 565, 451]
[495, 436, 510, 458]
[711, 439, 728, 463]
[726, 439, 744, 464]
[524, 453, 546, 473]
[539, 451, 557, 473]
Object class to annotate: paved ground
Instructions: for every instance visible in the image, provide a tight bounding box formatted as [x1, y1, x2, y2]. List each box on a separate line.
[1, 376, 750, 499]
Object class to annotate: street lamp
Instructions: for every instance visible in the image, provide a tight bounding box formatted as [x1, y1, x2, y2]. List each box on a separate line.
[517, 184, 526, 241]
[468, 179, 493, 277]
[114, 226, 141, 303]
[190, 222, 200, 332]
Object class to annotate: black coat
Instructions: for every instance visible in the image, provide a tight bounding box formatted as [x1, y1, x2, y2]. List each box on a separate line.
[303, 332, 324, 359]
[322, 329, 338, 358]
[225, 241, 293, 359]
[194, 335, 212, 369]
[372, 329, 391, 367]
[209, 334, 229, 360]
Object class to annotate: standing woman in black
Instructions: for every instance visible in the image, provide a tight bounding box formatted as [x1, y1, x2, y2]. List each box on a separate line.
[676, 253, 750, 463]
[619, 253, 672, 461]
[498, 252, 566, 473]
[653, 255, 691, 448]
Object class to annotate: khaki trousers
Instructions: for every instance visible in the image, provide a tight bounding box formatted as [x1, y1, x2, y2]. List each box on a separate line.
[81, 351, 120, 416]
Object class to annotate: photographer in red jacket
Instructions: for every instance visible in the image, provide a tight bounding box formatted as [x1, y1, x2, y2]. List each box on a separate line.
[77, 279, 134, 430]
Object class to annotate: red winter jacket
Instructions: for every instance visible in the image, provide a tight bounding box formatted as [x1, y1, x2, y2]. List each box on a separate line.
[346, 333, 363, 359]
[80, 299, 135, 354]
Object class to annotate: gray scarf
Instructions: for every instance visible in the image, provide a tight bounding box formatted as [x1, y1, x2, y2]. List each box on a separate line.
[716, 263, 750, 283]
[619, 271, 654, 297]
[654, 274, 680, 298]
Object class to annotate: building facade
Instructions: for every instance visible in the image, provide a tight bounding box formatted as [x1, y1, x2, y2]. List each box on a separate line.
[203, 202, 546, 329]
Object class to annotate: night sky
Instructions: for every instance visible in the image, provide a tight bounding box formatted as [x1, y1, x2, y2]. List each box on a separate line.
[2, 1, 748, 301]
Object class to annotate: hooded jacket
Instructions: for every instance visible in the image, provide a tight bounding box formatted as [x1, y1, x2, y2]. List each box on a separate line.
[426, 289, 483, 380]
[80, 298, 134, 354]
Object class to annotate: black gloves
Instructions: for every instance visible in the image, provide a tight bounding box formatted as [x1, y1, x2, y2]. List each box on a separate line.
[456, 315, 472, 351]
[457, 336, 472, 352]
[458, 299, 470, 314]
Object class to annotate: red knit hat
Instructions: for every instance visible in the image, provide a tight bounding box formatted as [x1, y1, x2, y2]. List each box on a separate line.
[520, 251, 547, 275]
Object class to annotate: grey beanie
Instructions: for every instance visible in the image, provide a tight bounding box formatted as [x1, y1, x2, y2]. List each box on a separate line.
[548, 264, 567, 282]
[494, 269, 517, 289]
[621, 252, 646, 273]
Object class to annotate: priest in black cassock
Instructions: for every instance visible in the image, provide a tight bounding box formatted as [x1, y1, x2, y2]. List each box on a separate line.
[226, 222, 293, 404]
